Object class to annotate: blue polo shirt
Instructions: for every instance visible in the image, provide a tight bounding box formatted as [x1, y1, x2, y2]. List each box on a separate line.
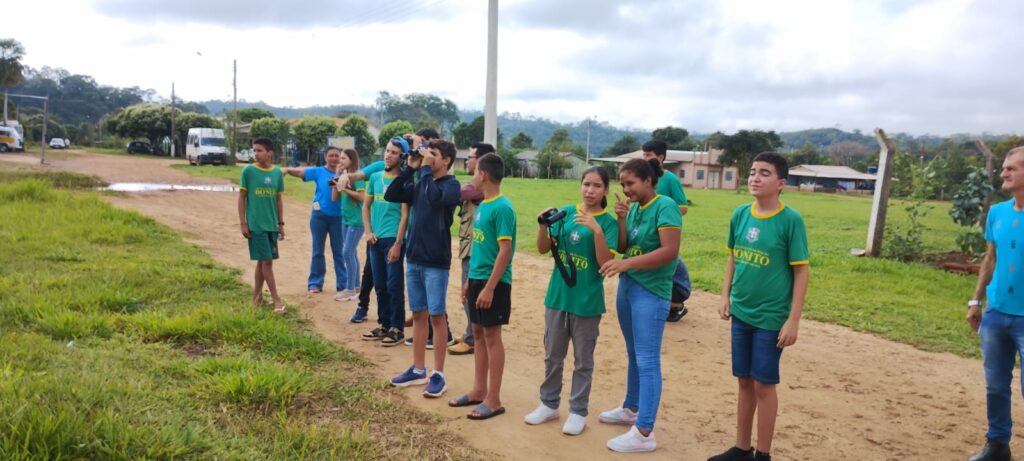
[985, 199, 1024, 314]
[302, 167, 341, 216]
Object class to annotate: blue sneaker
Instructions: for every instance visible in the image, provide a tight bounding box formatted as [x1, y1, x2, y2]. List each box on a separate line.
[350, 307, 368, 323]
[391, 366, 427, 387]
[423, 372, 447, 398]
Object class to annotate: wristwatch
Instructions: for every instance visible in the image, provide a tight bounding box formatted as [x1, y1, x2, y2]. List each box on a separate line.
[968, 299, 982, 308]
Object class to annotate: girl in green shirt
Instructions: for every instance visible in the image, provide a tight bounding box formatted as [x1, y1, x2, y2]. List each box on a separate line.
[524, 167, 618, 436]
[598, 158, 681, 453]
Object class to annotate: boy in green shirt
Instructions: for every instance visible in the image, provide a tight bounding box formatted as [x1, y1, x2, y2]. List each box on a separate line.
[237, 137, 286, 315]
[710, 152, 809, 461]
[448, 153, 516, 421]
[641, 140, 692, 322]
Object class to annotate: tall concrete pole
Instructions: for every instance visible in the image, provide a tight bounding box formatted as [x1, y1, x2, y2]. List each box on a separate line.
[483, 0, 498, 148]
[865, 128, 895, 256]
[228, 59, 238, 165]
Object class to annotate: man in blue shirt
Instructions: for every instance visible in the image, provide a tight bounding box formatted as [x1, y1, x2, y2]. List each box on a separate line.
[967, 146, 1024, 461]
[384, 139, 461, 397]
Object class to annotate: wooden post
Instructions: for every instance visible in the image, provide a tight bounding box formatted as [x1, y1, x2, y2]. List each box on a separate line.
[866, 128, 896, 256]
[975, 139, 996, 231]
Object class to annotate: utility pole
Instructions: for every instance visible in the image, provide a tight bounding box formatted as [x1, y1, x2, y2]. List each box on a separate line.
[585, 117, 591, 165]
[483, 0, 498, 147]
[40, 97, 48, 165]
[228, 59, 238, 166]
[170, 82, 176, 158]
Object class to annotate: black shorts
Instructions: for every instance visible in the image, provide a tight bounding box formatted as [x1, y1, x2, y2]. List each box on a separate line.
[467, 278, 511, 327]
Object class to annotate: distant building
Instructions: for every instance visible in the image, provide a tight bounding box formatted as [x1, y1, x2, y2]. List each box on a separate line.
[513, 150, 590, 179]
[593, 149, 739, 190]
[786, 164, 877, 193]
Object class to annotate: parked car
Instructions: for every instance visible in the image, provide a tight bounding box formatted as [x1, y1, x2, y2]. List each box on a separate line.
[126, 141, 155, 154]
[48, 138, 67, 149]
[235, 148, 254, 163]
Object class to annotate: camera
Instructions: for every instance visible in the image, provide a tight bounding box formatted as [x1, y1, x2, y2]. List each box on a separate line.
[537, 208, 567, 226]
[328, 176, 340, 187]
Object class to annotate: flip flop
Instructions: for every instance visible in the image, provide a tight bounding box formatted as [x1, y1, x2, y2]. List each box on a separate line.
[273, 305, 287, 315]
[467, 403, 505, 420]
[448, 394, 483, 408]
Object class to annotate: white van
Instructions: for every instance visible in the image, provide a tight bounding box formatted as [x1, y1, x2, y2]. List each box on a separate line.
[186, 127, 227, 165]
[0, 126, 23, 152]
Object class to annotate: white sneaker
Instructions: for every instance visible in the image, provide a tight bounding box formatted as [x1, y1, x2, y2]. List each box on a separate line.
[598, 406, 637, 425]
[562, 413, 586, 435]
[334, 290, 354, 301]
[524, 403, 559, 425]
[607, 426, 656, 453]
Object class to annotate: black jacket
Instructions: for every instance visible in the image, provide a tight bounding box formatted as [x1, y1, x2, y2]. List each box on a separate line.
[384, 164, 461, 268]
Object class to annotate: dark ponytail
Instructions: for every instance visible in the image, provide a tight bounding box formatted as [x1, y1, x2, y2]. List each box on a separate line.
[620, 158, 661, 187]
[581, 166, 611, 209]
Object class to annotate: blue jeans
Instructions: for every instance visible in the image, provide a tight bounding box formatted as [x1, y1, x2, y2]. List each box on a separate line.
[341, 224, 364, 291]
[671, 258, 692, 303]
[980, 308, 1024, 443]
[616, 273, 669, 432]
[407, 262, 450, 316]
[368, 237, 405, 330]
[308, 211, 345, 291]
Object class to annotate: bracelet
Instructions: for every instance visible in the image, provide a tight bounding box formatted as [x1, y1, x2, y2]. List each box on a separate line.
[278, 222, 285, 226]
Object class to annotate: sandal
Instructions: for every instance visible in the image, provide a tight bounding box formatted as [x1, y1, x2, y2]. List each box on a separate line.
[467, 403, 505, 420]
[274, 304, 287, 315]
[448, 394, 483, 408]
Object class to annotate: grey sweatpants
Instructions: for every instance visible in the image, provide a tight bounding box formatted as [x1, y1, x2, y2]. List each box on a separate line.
[539, 308, 601, 416]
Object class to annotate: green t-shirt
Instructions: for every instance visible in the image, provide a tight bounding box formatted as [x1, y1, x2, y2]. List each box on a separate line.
[469, 194, 517, 285]
[623, 195, 681, 300]
[366, 172, 402, 239]
[341, 179, 365, 227]
[543, 205, 619, 317]
[727, 202, 809, 331]
[657, 170, 688, 224]
[239, 164, 284, 232]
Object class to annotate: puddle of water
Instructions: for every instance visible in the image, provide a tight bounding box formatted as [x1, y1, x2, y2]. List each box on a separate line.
[101, 182, 238, 192]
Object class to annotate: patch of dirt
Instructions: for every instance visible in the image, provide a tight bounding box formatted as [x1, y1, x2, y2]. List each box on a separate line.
[10, 149, 1024, 460]
[926, 251, 981, 275]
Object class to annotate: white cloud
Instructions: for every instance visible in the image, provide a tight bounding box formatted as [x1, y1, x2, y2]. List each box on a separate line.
[7, 0, 1023, 135]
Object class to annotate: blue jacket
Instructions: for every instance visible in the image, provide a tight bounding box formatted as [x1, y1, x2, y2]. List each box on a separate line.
[384, 164, 461, 269]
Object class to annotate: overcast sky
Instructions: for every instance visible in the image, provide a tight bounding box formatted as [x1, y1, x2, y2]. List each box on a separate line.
[9, 0, 1023, 135]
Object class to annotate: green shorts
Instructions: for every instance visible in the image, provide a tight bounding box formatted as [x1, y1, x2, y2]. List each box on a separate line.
[248, 231, 279, 261]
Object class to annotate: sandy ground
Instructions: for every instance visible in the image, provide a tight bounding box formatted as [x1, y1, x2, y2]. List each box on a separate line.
[7, 150, 1023, 460]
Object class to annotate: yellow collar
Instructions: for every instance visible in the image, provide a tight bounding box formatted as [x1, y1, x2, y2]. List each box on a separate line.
[640, 194, 662, 210]
[482, 193, 504, 204]
[577, 203, 608, 216]
[751, 201, 785, 219]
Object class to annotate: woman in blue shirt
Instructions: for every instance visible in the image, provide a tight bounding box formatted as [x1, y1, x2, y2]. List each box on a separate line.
[283, 146, 345, 293]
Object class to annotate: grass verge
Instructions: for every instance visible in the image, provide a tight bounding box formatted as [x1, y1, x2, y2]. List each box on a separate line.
[0, 169, 482, 460]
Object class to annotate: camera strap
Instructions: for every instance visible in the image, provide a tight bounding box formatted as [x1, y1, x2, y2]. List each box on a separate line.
[548, 225, 577, 288]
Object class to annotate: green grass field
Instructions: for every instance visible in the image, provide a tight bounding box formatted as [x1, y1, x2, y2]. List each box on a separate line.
[172, 163, 980, 357]
[0, 168, 481, 460]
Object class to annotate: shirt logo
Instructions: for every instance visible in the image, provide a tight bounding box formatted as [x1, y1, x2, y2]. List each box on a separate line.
[630, 228, 639, 239]
[570, 231, 581, 245]
[263, 176, 272, 185]
[745, 227, 760, 243]
[475, 211, 481, 223]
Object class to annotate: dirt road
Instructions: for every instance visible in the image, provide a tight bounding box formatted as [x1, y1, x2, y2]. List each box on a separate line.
[7, 150, 1020, 460]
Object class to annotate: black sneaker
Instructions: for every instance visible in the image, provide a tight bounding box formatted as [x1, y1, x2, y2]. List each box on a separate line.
[381, 328, 405, 347]
[361, 327, 385, 341]
[707, 446, 754, 461]
[753, 451, 771, 461]
[667, 306, 688, 323]
[969, 438, 1011, 461]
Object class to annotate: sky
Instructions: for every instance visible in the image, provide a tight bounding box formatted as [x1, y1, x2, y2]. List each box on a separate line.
[7, 0, 1023, 135]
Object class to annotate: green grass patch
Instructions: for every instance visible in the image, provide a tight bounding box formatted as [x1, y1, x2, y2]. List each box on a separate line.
[0, 176, 483, 460]
[176, 165, 979, 356]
